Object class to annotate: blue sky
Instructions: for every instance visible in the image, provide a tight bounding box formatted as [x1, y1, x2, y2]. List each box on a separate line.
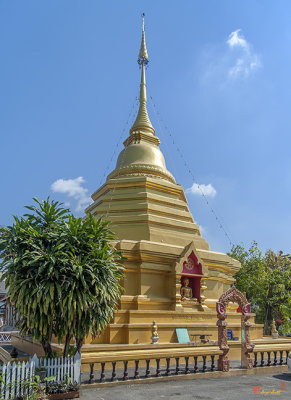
[1, 0, 291, 254]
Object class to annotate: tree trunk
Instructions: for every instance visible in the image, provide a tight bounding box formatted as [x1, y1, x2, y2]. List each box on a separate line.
[267, 308, 273, 335]
[264, 304, 273, 335]
[41, 338, 53, 358]
[63, 332, 71, 358]
[75, 336, 84, 353]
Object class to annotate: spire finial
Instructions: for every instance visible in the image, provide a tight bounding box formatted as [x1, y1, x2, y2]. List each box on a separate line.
[138, 12, 149, 65]
[130, 14, 154, 135]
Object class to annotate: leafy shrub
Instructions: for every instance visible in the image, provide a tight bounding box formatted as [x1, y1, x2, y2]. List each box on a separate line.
[45, 381, 79, 394]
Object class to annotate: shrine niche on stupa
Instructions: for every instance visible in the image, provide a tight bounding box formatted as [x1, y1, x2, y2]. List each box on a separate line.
[85, 16, 263, 346]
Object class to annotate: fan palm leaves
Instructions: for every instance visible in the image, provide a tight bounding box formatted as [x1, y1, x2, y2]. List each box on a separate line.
[0, 198, 123, 357]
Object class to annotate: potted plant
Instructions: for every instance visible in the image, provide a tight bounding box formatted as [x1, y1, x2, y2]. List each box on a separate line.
[35, 366, 48, 382]
[46, 379, 80, 400]
[15, 375, 49, 400]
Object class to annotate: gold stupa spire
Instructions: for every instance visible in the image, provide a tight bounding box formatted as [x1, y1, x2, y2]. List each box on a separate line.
[138, 14, 149, 61]
[130, 14, 155, 135]
[107, 14, 175, 184]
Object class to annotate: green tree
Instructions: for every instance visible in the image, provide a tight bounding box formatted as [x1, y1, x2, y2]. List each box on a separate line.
[228, 241, 291, 335]
[264, 249, 291, 335]
[0, 198, 123, 357]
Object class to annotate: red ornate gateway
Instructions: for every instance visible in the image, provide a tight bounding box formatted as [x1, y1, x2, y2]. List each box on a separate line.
[216, 286, 254, 371]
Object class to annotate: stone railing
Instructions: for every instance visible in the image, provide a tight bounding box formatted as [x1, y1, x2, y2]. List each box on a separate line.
[84, 348, 222, 385]
[251, 342, 291, 368]
[253, 349, 289, 368]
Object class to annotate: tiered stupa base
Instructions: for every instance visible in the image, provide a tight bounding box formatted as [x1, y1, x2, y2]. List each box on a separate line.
[85, 309, 263, 345]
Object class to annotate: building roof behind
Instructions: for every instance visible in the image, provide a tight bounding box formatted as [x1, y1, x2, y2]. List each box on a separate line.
[0, 278, 7, 296]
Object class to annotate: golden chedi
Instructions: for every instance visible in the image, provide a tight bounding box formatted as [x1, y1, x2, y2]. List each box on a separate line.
[85, 17, 263, 345]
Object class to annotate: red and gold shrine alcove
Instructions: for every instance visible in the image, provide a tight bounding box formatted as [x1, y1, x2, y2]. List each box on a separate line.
[181, 251, 203, 302]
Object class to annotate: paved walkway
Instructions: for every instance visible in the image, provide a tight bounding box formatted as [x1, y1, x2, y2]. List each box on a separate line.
[80, 372, 291, 400]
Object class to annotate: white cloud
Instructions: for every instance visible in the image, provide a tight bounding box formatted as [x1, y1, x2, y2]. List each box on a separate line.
[200, 29, 261, 85]
[51, 176, 92, 212]
[226, 29, 261, 78]
[227, 29, 248, 50]
[186, 183, 217, 197]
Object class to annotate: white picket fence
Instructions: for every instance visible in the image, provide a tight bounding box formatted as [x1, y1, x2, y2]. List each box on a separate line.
[34, 353, 81, 384]
[0, 359, 34, 399]
[0, 352, 81, 399]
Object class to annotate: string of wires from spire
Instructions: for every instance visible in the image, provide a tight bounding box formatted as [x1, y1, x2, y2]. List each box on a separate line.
[97, 91, 236, 248]
[148, 93, 236, 249]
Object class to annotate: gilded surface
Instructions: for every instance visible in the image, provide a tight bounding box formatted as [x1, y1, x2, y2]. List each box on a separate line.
[84, 18, 252, 346]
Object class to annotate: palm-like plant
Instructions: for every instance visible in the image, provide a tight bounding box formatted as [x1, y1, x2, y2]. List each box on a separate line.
[0, 198, 123, 357]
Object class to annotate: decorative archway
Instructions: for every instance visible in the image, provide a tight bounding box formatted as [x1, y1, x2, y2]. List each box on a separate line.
[216, 286, 254, 371]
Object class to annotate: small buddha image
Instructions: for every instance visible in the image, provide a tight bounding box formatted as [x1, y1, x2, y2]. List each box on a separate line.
[180, 277, 193, 301]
